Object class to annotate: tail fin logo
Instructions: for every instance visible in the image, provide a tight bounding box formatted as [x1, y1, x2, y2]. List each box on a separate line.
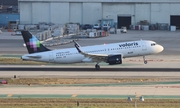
[26, 36, 40, 51]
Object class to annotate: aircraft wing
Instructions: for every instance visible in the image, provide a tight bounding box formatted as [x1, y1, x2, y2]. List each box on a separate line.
[73, 40, 108, 61]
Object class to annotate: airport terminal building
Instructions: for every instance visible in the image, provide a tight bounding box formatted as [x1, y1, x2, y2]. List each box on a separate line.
[19, 0, 180, 28]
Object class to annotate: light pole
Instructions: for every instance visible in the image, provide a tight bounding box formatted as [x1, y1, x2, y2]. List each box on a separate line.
[127, 93, 144, 108]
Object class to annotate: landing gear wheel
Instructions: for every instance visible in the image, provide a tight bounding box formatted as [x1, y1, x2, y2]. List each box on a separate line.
[143, 56, 148, 64]
[95, 64, 100, 70]
[144, 60, 147, 64]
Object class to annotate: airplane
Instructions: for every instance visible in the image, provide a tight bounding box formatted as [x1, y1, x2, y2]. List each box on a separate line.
[21, 31, 164, 70]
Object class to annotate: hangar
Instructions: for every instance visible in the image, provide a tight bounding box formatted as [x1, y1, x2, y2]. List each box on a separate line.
[19, 0, 180, 28]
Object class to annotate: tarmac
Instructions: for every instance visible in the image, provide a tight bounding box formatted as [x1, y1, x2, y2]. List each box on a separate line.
[0, 30, 180, 99]
[1, 83, 180, 99]
[1, 30, 180, 55]
[1, 94, 180, 99]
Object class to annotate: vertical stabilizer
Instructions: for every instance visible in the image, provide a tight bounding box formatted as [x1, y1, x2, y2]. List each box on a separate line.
[21, 31, 50, 54]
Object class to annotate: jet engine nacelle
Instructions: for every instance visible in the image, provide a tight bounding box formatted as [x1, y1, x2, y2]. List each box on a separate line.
[106, 55, 122, 65]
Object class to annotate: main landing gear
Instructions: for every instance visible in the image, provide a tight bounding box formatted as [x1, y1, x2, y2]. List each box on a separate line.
[143, 56, 148, 64]
[95, 64, 100, 70]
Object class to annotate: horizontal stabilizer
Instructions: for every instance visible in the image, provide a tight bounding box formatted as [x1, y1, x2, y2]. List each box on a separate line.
[27, 55, 42, 59]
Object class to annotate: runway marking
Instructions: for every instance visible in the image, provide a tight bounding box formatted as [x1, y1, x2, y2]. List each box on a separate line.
[129, 59, 164, 62]
[72, 94, 77, 97]
[155, 86, 180, 88]
[7, 94, 12, 97]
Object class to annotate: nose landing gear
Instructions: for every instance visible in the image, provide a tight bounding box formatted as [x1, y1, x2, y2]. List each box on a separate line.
[143, 56, 148, 64]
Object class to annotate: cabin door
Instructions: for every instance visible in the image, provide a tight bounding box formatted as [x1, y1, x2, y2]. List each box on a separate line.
[142, 42, 147, 51]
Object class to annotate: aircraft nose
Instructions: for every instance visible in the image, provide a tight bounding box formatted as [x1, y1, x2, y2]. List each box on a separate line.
[157, 45, 164, 53]
[153, 44, 164, 54]
[159, 45, 164, 52]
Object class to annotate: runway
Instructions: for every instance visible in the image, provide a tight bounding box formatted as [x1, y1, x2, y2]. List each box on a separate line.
[1, 86, 180, 95]
[1, 66, 180, 72]
[1, 65, 180, 78]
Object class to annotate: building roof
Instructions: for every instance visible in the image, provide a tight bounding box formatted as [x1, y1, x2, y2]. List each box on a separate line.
[0, 0, 18, 5]
[19, 0, 180, 3]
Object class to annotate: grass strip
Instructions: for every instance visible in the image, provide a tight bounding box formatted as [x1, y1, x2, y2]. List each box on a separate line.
[1, 78, 173, 85]
[0, 98, 180, 108]
[0, 58, 46, 65]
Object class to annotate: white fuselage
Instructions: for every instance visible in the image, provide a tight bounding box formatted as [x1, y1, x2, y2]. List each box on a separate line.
[21, 40, 164, 64]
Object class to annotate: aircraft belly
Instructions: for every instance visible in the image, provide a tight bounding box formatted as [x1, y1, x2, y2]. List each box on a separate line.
[123, 48, 143, 58]
[55, 55, 84, 63]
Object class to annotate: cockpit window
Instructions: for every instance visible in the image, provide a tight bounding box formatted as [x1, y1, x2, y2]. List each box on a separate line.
[151, 43, 156, 46]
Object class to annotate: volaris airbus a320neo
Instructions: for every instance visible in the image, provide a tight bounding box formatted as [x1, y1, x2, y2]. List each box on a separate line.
[21, 31, 164, 70]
